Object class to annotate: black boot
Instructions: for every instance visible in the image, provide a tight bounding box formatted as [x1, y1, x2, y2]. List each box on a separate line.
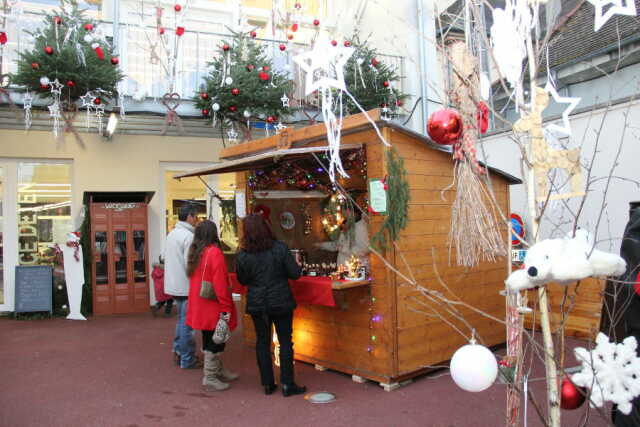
[264, 383, 278, 395]
[282, 383, 306, 397]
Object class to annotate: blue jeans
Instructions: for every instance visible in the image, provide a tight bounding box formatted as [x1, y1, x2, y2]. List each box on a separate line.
[173, 297, 197, 368]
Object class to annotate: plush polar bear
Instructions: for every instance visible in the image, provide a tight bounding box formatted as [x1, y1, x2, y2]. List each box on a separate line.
[506, 229, 626, 292]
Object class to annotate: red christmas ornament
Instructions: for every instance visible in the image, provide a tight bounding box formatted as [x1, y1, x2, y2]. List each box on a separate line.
[66, 80, 75, 88]
[31, 62, 40, 70]
[83, 23, 94, 31]
[262, 66, 270, 72]
[110, 57, 119, 65]
[202, 109, 209, 116]
[344, 40, 351, 47]
[159, 27, 165, 35]
[258, 71, 269, 81]
[40, 84, 49, 90]
[396, 100, 403, 107]
[279, 44, 286, 51]
[44, 45, 54, 55]
[229, 105, 237, 112]
[383, 81, 390, 88]
[231, 88, 240, 96]
[200, 92, 209, 100]
[94, 97, 102, 105]
[313, 19, 320, 26]
[0, 32, 7, 45]
[291, 23, 299, 32]
[371, 58, 379, 67]
[477, 101, 490, 134]
[176, 26, 185, 36]
[174, 4, 182, 12]
[54, 16, 62, 25]
[222, 44, 230, 51]
[427, 109, 463, 145]
[560, 377, 586, 410]
[331, 40, 337, 46]
[250, 31, 257, 38]
[287, 33, 294, 40]
[266, 116, 275, 123]
[246, 64, 255, 72]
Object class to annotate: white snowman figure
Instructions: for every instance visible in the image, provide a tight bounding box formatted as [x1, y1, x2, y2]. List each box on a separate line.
[61, 231, 86, 320]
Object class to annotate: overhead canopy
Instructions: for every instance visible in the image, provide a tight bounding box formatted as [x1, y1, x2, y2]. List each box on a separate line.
[173, 144, 363, 179]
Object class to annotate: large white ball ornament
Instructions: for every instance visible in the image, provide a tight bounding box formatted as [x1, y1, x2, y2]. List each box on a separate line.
[40, 76, 50, 85]
[83, 34, 93, 44]
[243, 110, 251, 118]
[212, 103, 220, 112]
[450, 343, 498, 392]
[225, 77, 233, 85]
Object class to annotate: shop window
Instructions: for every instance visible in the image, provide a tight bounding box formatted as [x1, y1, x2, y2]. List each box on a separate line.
[114, 230, 128, 284]
[17, 163, 72, 267]
[164, 171, 208, 233]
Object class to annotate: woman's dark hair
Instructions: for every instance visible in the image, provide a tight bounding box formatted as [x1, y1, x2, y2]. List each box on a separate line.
[241, 214, 275, 253]
[187, 220, 221, 276]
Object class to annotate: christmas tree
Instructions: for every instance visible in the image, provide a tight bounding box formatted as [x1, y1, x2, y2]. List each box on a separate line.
[12, 0, 123, 102]
[194, 31, 294, 140]
[343, 35, 409, 117]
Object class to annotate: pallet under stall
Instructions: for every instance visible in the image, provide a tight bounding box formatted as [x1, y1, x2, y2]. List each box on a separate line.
[175, 109, 521, 390]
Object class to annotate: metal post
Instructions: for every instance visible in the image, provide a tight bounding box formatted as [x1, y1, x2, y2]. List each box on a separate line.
[416, 0, 429, 133]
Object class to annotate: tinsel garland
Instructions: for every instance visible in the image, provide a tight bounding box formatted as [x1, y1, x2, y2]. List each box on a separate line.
[371, 148, 410, 249]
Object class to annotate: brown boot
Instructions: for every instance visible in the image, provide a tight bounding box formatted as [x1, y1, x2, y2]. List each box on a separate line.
[217, 355, 239, 382]
[202, 351, 230, 392]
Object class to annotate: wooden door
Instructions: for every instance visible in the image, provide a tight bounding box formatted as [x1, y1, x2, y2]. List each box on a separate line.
[91, 202, 150, 315]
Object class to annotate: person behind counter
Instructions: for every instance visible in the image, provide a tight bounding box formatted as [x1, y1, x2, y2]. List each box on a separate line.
[186, 220, 238, 392]
[235, 214, 307, 397]
[315, 205, 370, 267]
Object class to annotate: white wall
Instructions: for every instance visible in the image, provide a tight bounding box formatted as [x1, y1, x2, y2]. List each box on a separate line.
[479, 98, 640, 251]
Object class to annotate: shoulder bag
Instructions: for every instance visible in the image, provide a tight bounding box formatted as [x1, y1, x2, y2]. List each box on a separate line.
[199, 247, 218, 301]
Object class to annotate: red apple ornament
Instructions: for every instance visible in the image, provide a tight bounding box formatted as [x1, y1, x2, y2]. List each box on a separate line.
[560, 377, 586, 410]
[427, 109, 463, 145]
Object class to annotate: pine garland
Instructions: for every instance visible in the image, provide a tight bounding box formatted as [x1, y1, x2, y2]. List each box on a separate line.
[371, 148, 410, 249]
[12, 0, 123, 102]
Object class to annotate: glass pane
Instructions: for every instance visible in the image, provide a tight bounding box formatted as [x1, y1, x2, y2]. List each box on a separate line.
[114, 231, 128, 284]
[133, 230, 146, 283]
[0, 166, 3, 305]
[17, 163, 72, 266]
[164, 170, 208, 234]
[95, 231, 108, 285]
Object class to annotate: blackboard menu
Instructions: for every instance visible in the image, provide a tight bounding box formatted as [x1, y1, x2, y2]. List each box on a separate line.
[15, 266, 53, 313]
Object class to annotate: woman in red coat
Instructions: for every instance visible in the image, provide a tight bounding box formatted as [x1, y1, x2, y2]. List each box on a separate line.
[186, 220, 238, 392]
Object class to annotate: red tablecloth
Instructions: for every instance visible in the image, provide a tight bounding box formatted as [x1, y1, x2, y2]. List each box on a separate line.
[229, 273, 336, 307]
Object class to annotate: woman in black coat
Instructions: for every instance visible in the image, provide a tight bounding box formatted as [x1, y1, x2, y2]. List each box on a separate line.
[236, 214, 306, 397]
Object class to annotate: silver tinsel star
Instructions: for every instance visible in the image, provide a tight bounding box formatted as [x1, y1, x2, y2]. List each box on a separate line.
[280, 93, 290, 108]
[227, 126, 238, 142]
[49, 79, 64, 96]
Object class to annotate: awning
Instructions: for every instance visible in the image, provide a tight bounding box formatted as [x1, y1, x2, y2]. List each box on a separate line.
[173, 144, 363, 179]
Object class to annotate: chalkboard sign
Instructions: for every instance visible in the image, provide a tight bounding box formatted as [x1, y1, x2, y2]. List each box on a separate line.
[15, 266, 53, 313]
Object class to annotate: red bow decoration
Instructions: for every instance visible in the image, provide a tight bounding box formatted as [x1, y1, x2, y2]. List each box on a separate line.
[476, 101, 489, 134]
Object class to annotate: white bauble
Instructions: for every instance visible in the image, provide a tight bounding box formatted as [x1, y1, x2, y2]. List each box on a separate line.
[225, 77, 233, 85]
[450, 343, 498, 392]
[39, 76, 50, 85]
[243, 110, 251, 118]
[258, 113, 266, 119]
[212, 103, 220, 112]
[83, 34, 93, 44]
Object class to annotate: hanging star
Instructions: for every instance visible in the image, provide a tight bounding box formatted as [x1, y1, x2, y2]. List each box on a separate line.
[79, 91, 96, 109]
[544, 80, 581, 136]
[280, 93, 290, 108]
[588, 0, 637, 32]
[49, 79, 63, 96]
[227, 126, 238, 142]
[292, 34, 354, 95]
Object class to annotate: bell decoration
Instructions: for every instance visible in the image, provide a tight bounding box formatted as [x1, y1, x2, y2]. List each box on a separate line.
[560, 377, 586, 410]
[427, 109, 463, 145]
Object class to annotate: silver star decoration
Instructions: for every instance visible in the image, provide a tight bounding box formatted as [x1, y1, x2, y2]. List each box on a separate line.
[280, 93, 290, 108]
[49, 79, 64, 96]
[48, 102, 61, 118]
[227, 126, 238, 142]
[23, 91, 33, 130]
[544, 80, 581, 136]
[79, 91, 96, 108]
[588, 0, 637, 32]
[274, 121, 287, 133]
[292, 34, 354, 96]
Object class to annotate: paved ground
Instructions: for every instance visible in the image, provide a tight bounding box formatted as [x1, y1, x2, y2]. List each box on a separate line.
[0, 307, 610, 427]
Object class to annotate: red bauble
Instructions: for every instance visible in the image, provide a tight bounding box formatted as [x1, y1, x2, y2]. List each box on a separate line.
[279, 44, 286, 51]
[229, 105, 237, 112]
[258, 71, 269, 81]
[202, 109, 209, 116]
[159, 27, 165, 35]
[94, 97, 102, 105]
[371, 58, 379, 67]
[344, 40, 351, 47]
[262, 66, 270, 72]
[396, 100, 403, 107]
[427, 109, 463, 145]
[331, 40, 337, 46]
[110, 57, 119, 65]
[477, 101, 490, 134]
[200, 92, 209, 100]
[222, 44, 230, 51]
[31, 62, 40, 70]
[66, 80, 75, 88]
[383, 81, 390, 88]
[560, 377, 586, 410]
[313, 19, 320, 26]
[84, 23, 94, 31]
[250, 31, 257, 38]
[231, 88, 240, 96]
[266, 116, 275, 123]
[0, 32, 6, 45]
[176, 26, 185, 36]
[54, 16, 62, 25]
[246, 64, 255, 72]
[291, 23, 299, 32]
[40, 84, 49, 90]
[44, 46, 54, 55]
[287, 33, 294, 40]
[174, 4, 182, 12]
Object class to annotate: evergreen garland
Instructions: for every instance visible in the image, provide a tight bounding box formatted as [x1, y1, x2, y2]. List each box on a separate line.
[194, 30, 294, 137]
[371, 148, 410, 249]
[12, 0, 123, 101]
[344, 35, 409, 117]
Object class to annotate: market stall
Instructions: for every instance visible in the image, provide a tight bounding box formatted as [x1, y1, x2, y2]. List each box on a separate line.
[175, 109, 520, 390]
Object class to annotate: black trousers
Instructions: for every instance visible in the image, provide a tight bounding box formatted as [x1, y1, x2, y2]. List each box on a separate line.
[250, 311, 294, 386]
[201, 330, 226, 353]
